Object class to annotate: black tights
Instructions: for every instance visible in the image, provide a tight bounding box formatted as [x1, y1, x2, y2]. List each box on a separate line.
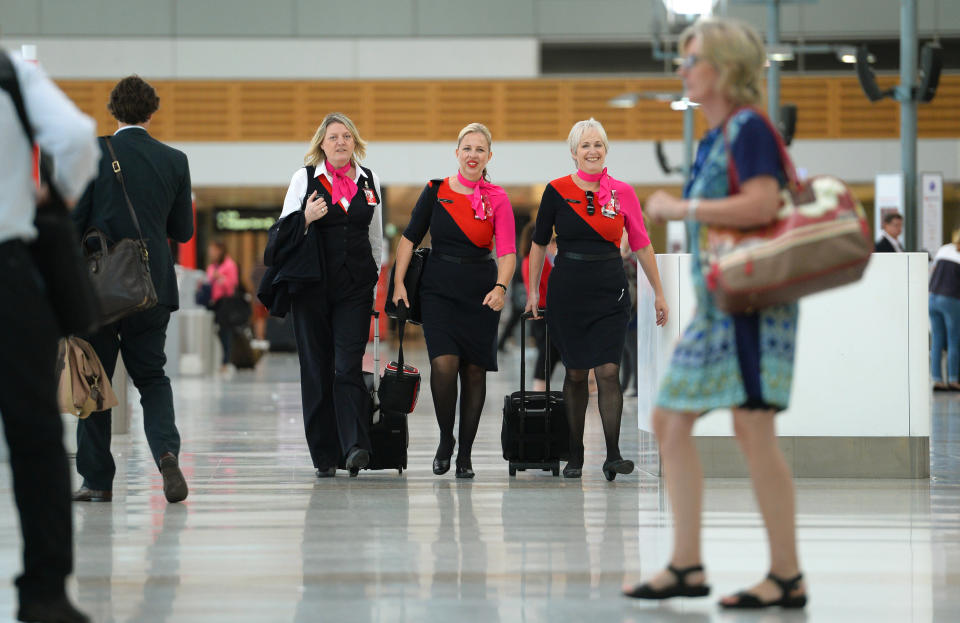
[563, 363, 624, 467]
[430, 355, 486, 469]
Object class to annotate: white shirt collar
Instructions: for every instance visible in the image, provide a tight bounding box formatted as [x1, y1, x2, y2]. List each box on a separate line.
[114, 125, 146, 135]
[316, 162, 366, 184]
[882, 230, 903, 252]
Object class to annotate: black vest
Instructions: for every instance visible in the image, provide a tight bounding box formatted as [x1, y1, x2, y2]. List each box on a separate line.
[303, 165, 379, 286]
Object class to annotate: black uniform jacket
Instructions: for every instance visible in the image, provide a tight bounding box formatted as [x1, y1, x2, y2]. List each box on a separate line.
[72, 128, 193, 309]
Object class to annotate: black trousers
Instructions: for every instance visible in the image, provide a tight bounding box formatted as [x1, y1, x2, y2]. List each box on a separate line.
[290, 270, 374, 469]
[0, 240, 73, 603]
[76, 305, 180, 490]
[217, 322, 233, 365]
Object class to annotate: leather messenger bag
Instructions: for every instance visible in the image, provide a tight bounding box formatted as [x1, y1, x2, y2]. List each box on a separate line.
[83, 137, 158, 325]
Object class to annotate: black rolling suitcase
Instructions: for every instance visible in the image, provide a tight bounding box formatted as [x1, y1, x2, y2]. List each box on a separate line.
[501, 310, 569, 476]
[362, 311, 409, 474]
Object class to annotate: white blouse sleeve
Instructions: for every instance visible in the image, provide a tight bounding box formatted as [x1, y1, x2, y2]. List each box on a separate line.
[280, 168, 308, 219]
[368, 171, 384, 275]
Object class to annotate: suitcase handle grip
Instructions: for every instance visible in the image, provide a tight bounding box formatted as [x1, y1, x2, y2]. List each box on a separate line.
[519, 307, 550, 415]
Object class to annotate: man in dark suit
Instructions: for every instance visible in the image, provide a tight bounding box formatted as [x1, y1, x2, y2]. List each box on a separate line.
[875, 212, 904, 252]
[71, 75, 194, 503]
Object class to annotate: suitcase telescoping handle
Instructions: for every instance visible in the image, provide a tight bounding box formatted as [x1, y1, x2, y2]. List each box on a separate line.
[371, 310, 380, 393]
[395, 301, 411, 370]
[519, 309, 549, 416]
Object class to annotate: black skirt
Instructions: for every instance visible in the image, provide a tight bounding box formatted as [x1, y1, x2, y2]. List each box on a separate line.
[420, 255, 500, 371]
[546, 255, 630, 370]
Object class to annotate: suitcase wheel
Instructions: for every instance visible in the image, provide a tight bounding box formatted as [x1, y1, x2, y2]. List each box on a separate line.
[509, 465, 517, 476]
[397, 468, 403, 475]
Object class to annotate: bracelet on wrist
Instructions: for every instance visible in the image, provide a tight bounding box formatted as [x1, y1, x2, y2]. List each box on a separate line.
[495, 283, 507, 293]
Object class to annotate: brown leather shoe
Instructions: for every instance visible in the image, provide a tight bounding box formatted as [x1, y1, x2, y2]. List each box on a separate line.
[71, 487, 112, 502]
[159, 453, 188, 503]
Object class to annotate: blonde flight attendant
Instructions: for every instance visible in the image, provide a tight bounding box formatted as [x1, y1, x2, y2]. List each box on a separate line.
[279, 113, 383, 478]
[392, 123, 516, 479]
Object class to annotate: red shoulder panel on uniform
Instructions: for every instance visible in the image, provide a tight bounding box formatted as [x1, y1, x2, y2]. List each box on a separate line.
[437, 183, 494, 250]
[551, 175, 624, 245]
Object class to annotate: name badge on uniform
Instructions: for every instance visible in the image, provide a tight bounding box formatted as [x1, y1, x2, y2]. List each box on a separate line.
[601, 189, 620, 219]
[364, 188, 377, 206]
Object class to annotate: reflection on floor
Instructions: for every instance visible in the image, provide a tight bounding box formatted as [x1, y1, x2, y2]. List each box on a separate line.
[0, 346, 958, 622]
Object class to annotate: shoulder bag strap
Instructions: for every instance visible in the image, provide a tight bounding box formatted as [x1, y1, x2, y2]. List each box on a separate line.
[0, 52, 35, 146]
[103, 136, 147, 243]
[723, 106, 798, 195]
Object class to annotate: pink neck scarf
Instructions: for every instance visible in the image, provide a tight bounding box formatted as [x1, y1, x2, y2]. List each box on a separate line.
[457, 171, 505, 221]
[325, 160, 357, 206]
[576, 167, 613, 208]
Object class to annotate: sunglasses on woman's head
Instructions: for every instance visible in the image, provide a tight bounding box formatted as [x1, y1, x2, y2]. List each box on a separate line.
[585, 190, 595, 216]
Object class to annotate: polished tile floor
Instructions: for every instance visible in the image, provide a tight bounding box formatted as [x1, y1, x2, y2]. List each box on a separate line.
[0, 344, 958, 622]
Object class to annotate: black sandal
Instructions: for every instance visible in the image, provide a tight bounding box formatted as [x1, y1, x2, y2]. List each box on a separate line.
[720, 572, 807, 609]
[623, 564, 710, 600]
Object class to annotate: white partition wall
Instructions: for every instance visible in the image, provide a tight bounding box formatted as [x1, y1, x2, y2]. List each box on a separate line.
[637, 253, 931, 478]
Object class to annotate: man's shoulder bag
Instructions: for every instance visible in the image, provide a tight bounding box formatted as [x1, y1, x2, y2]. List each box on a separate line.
[83, 136, 158, 325]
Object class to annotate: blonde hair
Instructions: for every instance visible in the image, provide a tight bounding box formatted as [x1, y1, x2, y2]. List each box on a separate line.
[952, 228, 960, 247]
[304, 112, 367, 167]
[457, 122, 493, 182]
[680, 17, 766, 107]
[567, 118, 609, 155]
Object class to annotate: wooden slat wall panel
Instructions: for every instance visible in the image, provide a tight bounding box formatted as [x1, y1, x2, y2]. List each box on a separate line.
[370, 81, 432, 140]
[918, 79, 960, 136]
[780, 80, 830, 138]
[55, 75, 960, 142]
[238, 82, 300, 141]
[435, 82, 498, 139]
[836, 77, 899, 138]
[502, 81, 564, 140]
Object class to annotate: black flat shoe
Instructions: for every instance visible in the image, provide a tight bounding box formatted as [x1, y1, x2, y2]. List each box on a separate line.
[316, 467, 337, 478]
[720, 572, 807, 610]
[562, 463, 582, 478]
[455, 461, 475, 479]
[345, 447, 370, 478]
[602, 458, 634, 481]
[18, 596, 90, 623]
[623, 564, 711, 600]
[433, 458, 451, 475]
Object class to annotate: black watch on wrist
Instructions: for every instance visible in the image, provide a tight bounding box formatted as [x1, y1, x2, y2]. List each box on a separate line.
[495, 283, 507, 293]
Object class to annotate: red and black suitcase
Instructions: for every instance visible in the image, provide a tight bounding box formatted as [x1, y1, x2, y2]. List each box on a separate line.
[362, 311, 410, 474]
[501, 310, 569, 476]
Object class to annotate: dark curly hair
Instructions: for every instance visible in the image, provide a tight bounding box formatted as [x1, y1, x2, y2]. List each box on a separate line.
[108, 76, 159, 124]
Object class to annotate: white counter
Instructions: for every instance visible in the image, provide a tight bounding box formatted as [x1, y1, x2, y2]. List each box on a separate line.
[636, 252, 930, 478]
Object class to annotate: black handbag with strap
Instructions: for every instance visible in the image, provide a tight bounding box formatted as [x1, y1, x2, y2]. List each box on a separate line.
[0, 51, 102, 337]
[384, 178, 442, 325]
[82, 136, 158, 325]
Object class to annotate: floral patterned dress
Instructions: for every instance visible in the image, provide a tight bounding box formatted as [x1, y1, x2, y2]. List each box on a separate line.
[656, 109, 800, 413]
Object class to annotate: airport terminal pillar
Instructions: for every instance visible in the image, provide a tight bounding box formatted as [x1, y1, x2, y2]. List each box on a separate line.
[636, 253, 930, 478]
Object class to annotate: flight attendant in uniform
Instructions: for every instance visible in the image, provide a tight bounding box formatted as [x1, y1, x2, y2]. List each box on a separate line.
[526, 118, 668, 481]
[392, 122, 516, 479]
[279, 112, 383, 478]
